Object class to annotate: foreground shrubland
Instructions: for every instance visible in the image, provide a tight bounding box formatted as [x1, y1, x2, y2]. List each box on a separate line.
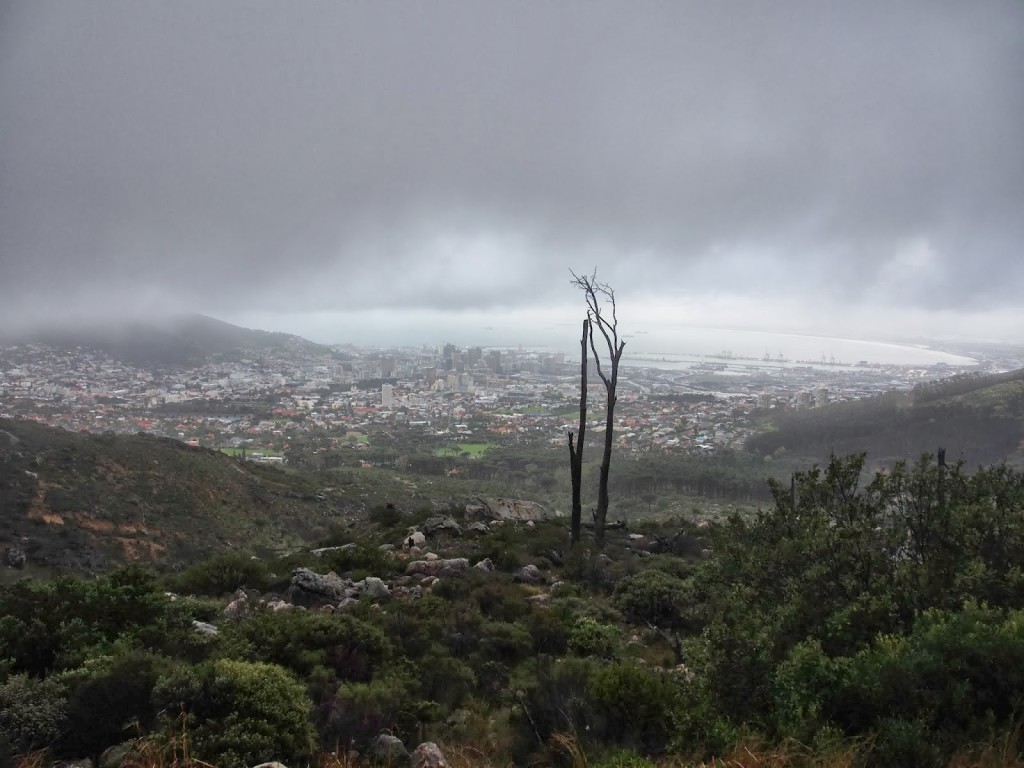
[2, 454, 1024, 767]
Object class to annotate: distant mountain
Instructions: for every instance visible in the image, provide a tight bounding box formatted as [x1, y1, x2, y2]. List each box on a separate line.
[0, 418, 355, 574]
[2, 313, 326, 365]
[747, 368, 1024, 469]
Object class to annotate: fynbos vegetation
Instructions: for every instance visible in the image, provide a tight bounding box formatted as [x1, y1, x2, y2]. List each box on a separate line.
[2, 447, 1024, 767]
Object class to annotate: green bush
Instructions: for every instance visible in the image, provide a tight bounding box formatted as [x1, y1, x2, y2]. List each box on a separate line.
[322, 670, 439, 748]
[169, 552, 272, 596]
[568, 616, 620, 659]
[218, 608, 391, 683]
[0, 567, 169, 675]
[613, 569, 688, 629]
[589, 662, 685, 753]
[477, 620, 534, 664]
[0, 674, 66, 758]
[57, 649, 172, 760]
[152, 659, 316, 768]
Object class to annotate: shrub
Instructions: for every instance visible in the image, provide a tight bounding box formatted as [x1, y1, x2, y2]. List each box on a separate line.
[152, 659, 316, 768]
[170, 552, 272, 596]
[613, 569, 688, 629]
[0, 674, 66, 759]
[589, 662, 685, 753]
[321, 671, 439, 748]
[57, 649, 172, 760]
[218, 608, 391, 683]
[568, 616, 620, 659]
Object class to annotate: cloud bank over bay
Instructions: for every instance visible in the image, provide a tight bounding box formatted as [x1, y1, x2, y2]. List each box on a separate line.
[2, 2, 1022, 344]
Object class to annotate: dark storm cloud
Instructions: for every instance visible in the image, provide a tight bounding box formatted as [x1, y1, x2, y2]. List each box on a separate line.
[1, 1, 1022, 330]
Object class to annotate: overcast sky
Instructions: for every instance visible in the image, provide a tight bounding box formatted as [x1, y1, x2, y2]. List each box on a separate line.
[1, 2, 1022, 347]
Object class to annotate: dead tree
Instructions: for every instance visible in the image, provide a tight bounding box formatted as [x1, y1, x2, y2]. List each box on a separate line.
[568, 317, 590, 545]
[571, 269, 625, 548]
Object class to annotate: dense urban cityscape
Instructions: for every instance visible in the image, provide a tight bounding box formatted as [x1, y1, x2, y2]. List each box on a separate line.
[2, 331, 1013, 466]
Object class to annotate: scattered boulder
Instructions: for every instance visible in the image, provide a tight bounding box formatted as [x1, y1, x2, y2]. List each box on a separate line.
[223, 596, 249, 620]
[192, 620, 219, 637]
[469, 497, 550, 522]
[264, 598, 293, 612]
[359, 576, 392, 602]
[467, 522, 490, 535]
[404, 531, 426, 548]
[5, 546, 26, 569]
[411, 742, 448, 768]
[251, 763, 290, 768]
[421, 515, 462, 537]
[513, 564, 546, 585]
[371, 734, 409, 764]
[473, 557, 495, 572]
[406, 558, 469, 579]
[288, 567, 352, 606]
[99, 743, 133, 768]
[311, 543, 360, 557]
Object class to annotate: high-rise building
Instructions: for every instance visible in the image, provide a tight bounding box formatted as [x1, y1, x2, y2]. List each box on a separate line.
[815, 386, 829, 408]
[382, 383, 393, 408]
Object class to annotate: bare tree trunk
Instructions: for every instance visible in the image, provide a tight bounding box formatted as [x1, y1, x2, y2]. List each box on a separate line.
[569, 318, 590, 545]
[593, 336, 623, 547]
[571, 269, 625, 550]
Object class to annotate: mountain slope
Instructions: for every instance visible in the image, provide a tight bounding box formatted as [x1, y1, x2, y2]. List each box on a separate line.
[747, 369, 1024, 468]
[0, 418, 354, 573]
[2, 314, 325, 366]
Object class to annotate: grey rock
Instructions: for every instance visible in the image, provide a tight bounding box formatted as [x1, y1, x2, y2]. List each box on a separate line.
[406, 558, 469, 579]
[473, 557, 495, 572]
[5, 546, 26, 569]
[469, 497, 550, 522]
[223, 596, 248, 620]
[251, 763, 290, 768]
[360, 576, 391, 602]
[513, 564, 546, 585]
[467, 521, 490, 535]
[99, 743, 133, 768]
[371, 734, 409, 764]
[411, 742, 448, 768]
[288, 567, 353, 606]
[192, 620, 219, 637]
[404, 531, 426, 548]
[311, 543, 359, 557]
[422, 515, 462, 537]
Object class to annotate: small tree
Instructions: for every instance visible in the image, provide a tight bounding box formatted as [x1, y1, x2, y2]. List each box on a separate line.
[571, 269, 625, 548]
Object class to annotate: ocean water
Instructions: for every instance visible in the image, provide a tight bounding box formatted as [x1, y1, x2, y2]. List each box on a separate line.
[616, 327, 977, 368]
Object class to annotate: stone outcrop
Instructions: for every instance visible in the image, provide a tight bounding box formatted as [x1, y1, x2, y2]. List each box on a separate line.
[406, 558, 469, 579]
[467, 497, 550, 522]
[513, 563, 546, 585]
[420, 515, 462, 537]
[411, 742, 448, 768]
[371, 734, 409, 764]
[287, 567, 352, 606]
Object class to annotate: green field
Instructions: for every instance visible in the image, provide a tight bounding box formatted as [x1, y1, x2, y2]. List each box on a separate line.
[434, 442, 495, 458]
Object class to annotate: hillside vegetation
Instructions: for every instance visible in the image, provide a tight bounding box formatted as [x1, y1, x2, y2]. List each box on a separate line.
[0, 418, 353, 573]
[747, 368, 1024, 467]
[2, 452, 1024, 767]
